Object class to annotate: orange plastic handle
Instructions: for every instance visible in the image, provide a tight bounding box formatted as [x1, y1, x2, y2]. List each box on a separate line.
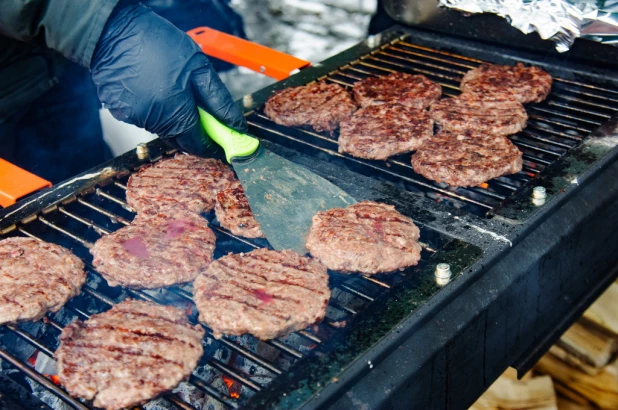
[0, 158, 51, 207]
[187, 27, 310, 80]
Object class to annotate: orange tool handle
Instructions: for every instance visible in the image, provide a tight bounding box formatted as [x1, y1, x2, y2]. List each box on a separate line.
[187, 27, 310, 80]
[0, 158, 51, 208]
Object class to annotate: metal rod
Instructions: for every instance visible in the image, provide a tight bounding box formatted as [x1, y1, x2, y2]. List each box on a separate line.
[208, 360, 261, 391]
[467, 187, 506, 201]
[528, 115, 593, 134]
[388, 45, 473, 70]
[376, 50, 467, 76]
[397, 41, 481, 67]
[360, 276, 391, 289]
[58, 207, 111, 235]
[6, 325, 56, 358]
[0, 348, 89, 410]
[364, 56, 462, 88]
[521, 153, 551, 166]
[526, 123, 582, 141]
[297, 330, 322, 344]
[76, 198, 131, 225]
[510, 139, 564, 157]
[553, 77, 618, 96]
[114, 181, 128, 190]
[95, 188, 136, 213]
[166, 393, 197, 410]
[338, 284, 375, 302]
[546, 100, 612, 119]
[553, 89, 618, 108]
[328, 300, 358, 315]
[520, 131, 574, 149]
[188, 375, 239, 409]
[528, 106, 603, 126]
[38, 216, 94, 248]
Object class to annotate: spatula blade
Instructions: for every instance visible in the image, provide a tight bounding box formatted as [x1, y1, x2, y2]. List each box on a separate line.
[231, 147, 356, 254]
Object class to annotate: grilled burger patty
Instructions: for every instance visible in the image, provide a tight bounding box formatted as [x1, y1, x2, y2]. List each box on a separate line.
[264, 82, 357, 133]
[430, 96, 528, 136]
[0, 237, 86, 325]
[306, 201, 422, 275]
[411, 130, 523, 187]
[352, 72, 442, 109]
[56, 299, 204, 410]
[460, 63, 552, 104]
[126, 153, 236, 213]
[215, 181, 264, 238]
[91, 209, 215, 289]
[338, 104, 434, 160]
[193, 249, 330, 340]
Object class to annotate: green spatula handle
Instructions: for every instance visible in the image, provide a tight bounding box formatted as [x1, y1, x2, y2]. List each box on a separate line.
[199, 108, 259, 163]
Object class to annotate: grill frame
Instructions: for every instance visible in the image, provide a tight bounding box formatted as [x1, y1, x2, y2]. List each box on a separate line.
[1, 25, 618, 410]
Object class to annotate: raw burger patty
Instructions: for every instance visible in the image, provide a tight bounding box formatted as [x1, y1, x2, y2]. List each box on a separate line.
[0, 237, 85, 325]
[55, 299, 204, 410]
[338, 104, 434, 160]
[352, 72, 442, 109]
[460, 63, 552, 104]
[193, 249, 330, 340]
[411, 130, 523, 187]
[126, 153, 236, 213]
[215, 181, 264, 238]
[264, 82, 357, 133]
[306, 201, 422, 275]
[430, 96, 528, 136]
[90, 209, 215, 289]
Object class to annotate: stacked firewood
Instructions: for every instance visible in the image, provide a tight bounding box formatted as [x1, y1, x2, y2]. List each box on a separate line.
[471, 281, 618, 410]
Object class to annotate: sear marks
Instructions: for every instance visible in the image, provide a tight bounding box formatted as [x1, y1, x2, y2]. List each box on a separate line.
[193, 248, 330, 340]
[460, 63, 552, 104]
[306, 201, 422, 275]
[0, 237, 85, 325]
[264, 82, 358, 133]
[55, 300, 204, 410]
[90, 209, 215, 289]
[430, 95, 528, 136]
[352, 72, 442, 109]
[215, 181, 264, 239]
[126, 153, 236, 213]
[411, 130, 523, 187]
[338, 103, 434, 160]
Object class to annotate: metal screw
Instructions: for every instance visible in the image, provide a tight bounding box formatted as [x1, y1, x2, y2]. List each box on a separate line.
[259, 66, 266, 73]
[366, 35, 378, 48]
[136, 143, 149, 160]
[435, 263, 452, 286]
[243, 94, 254, 108]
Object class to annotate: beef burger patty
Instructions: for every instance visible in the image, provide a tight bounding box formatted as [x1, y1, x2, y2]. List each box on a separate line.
[193, 249, 330, 340]
[126, 153, 236, 213]
[352, 72, 442, 109]
[430, 95, 528, 136]
[91, 209, 215, 289]
[55, 299, 204, 410]
[215, 181, 264, 238]
[460, 63, 552, 104]
[338, 104, 434, 160]
[264, 82, 357, 133]
[306, 201, 422, 275]
[411, 130, 523, 187]
[0, 237, 86, 325]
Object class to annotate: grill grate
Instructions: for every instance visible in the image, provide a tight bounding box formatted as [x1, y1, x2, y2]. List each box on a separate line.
[246, 37, 618, 216]
[0, 162, 442, 410]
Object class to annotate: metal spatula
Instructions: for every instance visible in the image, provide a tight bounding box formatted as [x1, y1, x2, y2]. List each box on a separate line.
[200, 109, 356, 254]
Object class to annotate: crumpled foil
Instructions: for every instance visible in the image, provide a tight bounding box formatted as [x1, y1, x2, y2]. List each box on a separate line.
[439, 0, 618, 52]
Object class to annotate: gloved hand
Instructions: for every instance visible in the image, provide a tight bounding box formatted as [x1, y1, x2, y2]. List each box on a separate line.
[90, 3, 248, 156]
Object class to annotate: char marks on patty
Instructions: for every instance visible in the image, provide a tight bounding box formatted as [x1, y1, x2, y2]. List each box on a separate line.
[90, 209, 215, 289]
[193, 248, 330, 340]
[55, 299, 204, 410]
[411, 130, 523, 187]
[0, 237, 86, 325]
[460, 63, 552, 104]
[352, 72, 442, 109]
[306, 201, 422, 275]
[215, 181, 264, 238]
[264, 82, 357, 133]
[126, 153, 236, 213]
[430, 95, 528, 136]
[338, 104, 434, 160]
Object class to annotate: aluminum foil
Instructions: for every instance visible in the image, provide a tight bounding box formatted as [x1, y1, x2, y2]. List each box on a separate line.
[439, 0, 618, 52]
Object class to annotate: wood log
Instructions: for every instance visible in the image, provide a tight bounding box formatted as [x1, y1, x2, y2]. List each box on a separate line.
[582, 282, 618, 339]
[549, 345, 601, 376]
[470, 373, 557, 410]
[556, 322, 617, 369]
[553, 381, 593, 406]
[535, 353, 618, 409]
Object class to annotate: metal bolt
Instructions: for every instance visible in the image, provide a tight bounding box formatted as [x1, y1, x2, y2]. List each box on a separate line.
[532, 186, 547, 199]
[243, 94, 254, 108]
[136, 143, 149, 160]
[259, 66, 266, 73]
[435, 263, 452, 286]
[366, 35, 378, 48]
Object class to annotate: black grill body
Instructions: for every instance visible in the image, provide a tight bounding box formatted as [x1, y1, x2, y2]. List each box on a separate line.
[1, 25, 617, 410]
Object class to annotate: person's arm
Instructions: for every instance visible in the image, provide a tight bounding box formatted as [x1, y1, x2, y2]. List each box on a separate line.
[0, 0, 119, 67]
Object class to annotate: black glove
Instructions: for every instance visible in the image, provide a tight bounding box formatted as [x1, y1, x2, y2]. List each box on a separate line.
[90, 4, 248, 156]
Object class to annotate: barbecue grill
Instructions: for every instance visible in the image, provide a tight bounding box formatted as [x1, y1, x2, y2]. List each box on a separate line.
[2, 14, 618, 410]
